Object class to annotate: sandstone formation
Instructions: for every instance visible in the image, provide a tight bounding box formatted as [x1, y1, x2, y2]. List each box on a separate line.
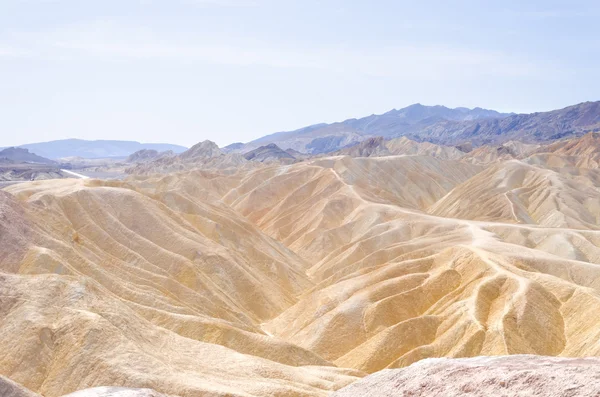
[127, 140, 252, 175]
[346, 136, 466, 159]
[460, 141, 540, 164]
[385, 136, 466, 160]
[0, 182, 360, 396]
[527, 132, 600, 169]
[428, 160, 600, 228]
[1, 132, 599, 396]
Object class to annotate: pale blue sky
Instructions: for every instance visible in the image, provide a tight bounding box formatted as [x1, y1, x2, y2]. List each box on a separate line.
[1, 0, 598, 147]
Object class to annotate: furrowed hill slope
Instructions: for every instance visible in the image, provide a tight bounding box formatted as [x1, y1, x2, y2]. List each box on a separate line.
[0, 182, 361, 396]
[525, 131, 600, 169]
[428, 160, 600, 228]
[220, 155, 482, 263]
[179, 156, 600, 374]
[142, 155, 600, 375]
[2, 147, 600, 395]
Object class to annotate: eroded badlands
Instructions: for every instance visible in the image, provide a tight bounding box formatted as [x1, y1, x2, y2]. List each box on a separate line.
[1, 135, 600, 396]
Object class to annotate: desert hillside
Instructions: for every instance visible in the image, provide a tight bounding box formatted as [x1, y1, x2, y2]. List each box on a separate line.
[1, 132, 599, 396]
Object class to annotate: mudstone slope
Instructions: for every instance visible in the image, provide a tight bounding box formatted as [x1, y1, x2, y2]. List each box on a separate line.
[0, 132, 599, 396]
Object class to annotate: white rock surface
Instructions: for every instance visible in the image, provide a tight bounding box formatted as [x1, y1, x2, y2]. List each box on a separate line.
[332, 355, 600, 397]
[61, 387, 171, 397]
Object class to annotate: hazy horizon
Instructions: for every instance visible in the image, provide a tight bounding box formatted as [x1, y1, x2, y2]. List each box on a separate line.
[2, 0, 599, 147]
[0, 101, 540, 148]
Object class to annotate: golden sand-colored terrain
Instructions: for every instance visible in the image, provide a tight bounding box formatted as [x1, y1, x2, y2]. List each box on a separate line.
[1, 133, 599, 396]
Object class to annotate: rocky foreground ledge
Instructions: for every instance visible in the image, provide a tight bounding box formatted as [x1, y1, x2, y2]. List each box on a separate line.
[0, 380, 170, 397]
[331, 355, 600, 397]
[3, 355, 600, 397]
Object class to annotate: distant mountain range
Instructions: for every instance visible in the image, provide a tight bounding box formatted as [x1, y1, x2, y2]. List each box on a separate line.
[0, 147, 56, 164]
[2, 139, 188, 159]
[227, 101, 600, 154]
[5, 101, 600, 160]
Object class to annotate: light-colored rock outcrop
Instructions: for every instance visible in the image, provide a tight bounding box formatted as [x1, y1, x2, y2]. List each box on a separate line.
[61, 386, 171, 397]
[332, 355, 600, 397]
[0, 379, 173, 397]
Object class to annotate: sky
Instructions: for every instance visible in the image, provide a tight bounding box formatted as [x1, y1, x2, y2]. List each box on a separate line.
[0, 0, 599, 148]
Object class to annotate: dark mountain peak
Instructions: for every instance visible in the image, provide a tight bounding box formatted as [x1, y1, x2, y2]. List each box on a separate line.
[244, 143, 295, 162]
[359, 136, 386, 147]
[334, 136, 390, 157]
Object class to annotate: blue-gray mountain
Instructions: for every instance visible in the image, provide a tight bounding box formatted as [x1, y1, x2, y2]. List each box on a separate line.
[0, 147, 56, 164]
[243, 143, 296, 162]
[9, 139, 188, 159]
[228, 102, 600, 154]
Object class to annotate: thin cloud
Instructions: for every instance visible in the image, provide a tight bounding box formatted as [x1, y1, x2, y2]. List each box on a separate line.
[182, 0, 259, 6]
[506, 8, 599, 19]
[3, 19, 560, 80]
[0, 45, 29, 58]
